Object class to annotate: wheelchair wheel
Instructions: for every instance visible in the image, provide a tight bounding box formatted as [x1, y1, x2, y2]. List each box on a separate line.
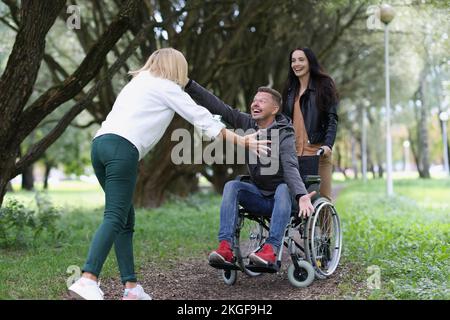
[287, 260, 315, 288]
[305, 198, 342, 278]
[235, 215, 267, 277]
[222, 269, 237, 286]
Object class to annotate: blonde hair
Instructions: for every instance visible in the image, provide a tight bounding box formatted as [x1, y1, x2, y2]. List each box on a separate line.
[129, 48, 188, 87]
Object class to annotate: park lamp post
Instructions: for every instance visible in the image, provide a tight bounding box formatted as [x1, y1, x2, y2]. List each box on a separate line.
[439, 111, 449, 175]
[380, 4, 395, 196]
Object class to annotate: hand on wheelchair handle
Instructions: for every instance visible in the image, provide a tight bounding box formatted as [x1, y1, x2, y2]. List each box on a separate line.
[298, 191, 316, 218]
[317, 146, 331, 157]
[316, 148, 324, 156]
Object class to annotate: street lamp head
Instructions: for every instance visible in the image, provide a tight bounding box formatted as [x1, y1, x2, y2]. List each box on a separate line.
[379, 4, 396, 25]
[439, 111, 449, 122]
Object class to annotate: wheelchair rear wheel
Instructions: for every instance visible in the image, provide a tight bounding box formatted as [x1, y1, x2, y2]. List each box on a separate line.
[235, 214, 267, 277]
[305, 198, 342, 278]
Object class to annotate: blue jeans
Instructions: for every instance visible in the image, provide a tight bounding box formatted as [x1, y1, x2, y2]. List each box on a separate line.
[218, 181, 292, 251]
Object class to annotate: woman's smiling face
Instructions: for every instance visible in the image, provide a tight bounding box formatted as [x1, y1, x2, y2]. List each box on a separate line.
[291, 49, 310, 78]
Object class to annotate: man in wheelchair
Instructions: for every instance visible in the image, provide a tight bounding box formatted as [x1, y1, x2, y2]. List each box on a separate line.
[185, 80, 316, 270]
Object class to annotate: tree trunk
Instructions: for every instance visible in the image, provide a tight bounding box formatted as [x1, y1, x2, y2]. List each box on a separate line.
[202, 164, 247, 194]
[334, 145, 344, 176]
[0, 0, 140, 208]
[166, 172, 199, 196]
[369, 162, 376, 179]
[43, 161, 53, 190]
[6, 181, 13, 192]
[444, 132, 450, 173]
[378, 164, 384, 179]
[417, 120, 430, 178]
[351, 136, 359, 179]
[21, 164, 34, 191]
[416, 83, 431, 179]
[342, 168, 348, 180]
[0, 147, 20, 206]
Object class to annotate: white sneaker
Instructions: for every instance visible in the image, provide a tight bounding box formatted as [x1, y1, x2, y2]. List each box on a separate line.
[122, 284, 152, 300]
[68, 277, 104, 300]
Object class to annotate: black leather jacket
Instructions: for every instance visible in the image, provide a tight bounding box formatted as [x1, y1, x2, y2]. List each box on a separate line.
[283, 81, 338, 149]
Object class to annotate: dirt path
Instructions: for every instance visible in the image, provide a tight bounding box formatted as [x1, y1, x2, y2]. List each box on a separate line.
[99, 259, 362, 300]
[71, 185, 365, 300]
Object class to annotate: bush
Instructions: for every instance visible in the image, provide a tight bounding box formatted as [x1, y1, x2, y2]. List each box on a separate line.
[0, 193, 62, 248]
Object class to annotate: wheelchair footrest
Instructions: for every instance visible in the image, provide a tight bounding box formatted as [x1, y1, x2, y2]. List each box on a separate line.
[245, 262, 280, 273]
[209, 261, 240, 271]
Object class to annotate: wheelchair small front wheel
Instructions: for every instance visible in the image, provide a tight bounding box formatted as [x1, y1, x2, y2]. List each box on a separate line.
[222, 269, 237, 286]
[287, 260, 315, 288]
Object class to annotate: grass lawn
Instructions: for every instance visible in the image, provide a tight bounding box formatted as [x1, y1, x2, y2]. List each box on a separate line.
[1, 185, 221, 299]
[335, 178, 449, 299]
[1, 178, 449, 299]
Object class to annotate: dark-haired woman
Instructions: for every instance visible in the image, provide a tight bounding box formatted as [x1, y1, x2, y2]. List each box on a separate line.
[282, 48, 339, 201]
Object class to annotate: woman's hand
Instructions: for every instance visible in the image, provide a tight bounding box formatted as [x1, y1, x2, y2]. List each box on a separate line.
[298, 191, 316, 218]
[320, 145, 332, 156]
[242, 131, 271, 157]
[220, 129, 271, 157]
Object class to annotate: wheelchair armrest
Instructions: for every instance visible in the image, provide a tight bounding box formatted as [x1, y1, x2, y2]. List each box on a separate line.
[235, 175, 251, 182]
[304, 175, 321, 195]
[304, 175, 321, 184]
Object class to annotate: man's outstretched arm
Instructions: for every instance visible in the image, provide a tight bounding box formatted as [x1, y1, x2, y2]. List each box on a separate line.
[185, 79, 252, 130]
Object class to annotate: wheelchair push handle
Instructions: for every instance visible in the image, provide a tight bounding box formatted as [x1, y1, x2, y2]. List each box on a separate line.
[316, 147, 325, 156]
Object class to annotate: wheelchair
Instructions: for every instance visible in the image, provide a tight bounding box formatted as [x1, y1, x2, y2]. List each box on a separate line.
[213, 154, 343, 288]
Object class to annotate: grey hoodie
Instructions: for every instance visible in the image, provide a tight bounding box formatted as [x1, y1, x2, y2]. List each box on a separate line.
[185, 80, 307, 199]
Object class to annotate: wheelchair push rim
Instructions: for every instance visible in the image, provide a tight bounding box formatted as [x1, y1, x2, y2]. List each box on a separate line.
[305, 198, 342, 277]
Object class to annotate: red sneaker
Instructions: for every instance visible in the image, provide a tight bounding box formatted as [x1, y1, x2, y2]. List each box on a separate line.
[249, 244, 276, 265]
[208, 240, 234, 266]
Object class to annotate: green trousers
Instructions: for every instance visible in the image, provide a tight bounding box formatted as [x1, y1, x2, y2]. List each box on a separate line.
[82, 134, 139, 284]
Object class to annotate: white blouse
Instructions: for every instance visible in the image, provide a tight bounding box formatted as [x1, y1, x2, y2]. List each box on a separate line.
[95, 71, 225, 160]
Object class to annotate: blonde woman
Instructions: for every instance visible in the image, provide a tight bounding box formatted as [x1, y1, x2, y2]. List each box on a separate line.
[68, 48, 269, 300]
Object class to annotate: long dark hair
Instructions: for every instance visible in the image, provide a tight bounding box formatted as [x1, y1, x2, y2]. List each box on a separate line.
[282, 47, 339, 113]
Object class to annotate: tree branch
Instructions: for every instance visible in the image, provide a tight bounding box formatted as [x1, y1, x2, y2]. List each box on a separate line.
[1, 0, 20, 25]
[318, 3, 366, 62]
[0, 0, 66, 144]
[14, 0, 139, 149]
[0, 15, 18, 31]
[43, 53, 69, 81]
[14, 21, 156, 176]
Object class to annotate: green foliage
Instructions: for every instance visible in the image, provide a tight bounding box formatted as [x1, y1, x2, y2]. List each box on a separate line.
[45, 124, 93, 176]
[0, 194, 63, 248]
[1, 180, 449, 299]
[0, 189, 222, 299]
[336, 179, 450, 300]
